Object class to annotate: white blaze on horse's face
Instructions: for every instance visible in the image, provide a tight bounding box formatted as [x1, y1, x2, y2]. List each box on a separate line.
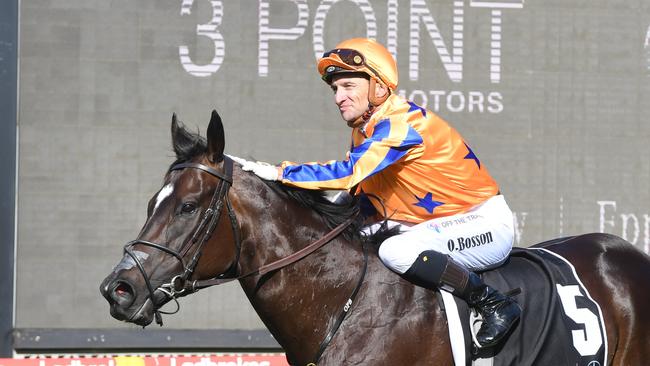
[154, 184, 174, 214]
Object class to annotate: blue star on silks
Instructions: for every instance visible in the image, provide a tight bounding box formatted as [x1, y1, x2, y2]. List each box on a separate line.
[407, 101, 426, 117]
[413, 192, 444, 214]
[464, 142, 481, 169]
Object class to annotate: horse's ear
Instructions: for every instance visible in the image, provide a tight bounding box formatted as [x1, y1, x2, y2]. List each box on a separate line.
[171, 112, 179, 135]
[170, 112, 186, 160]
[206, 109, 225, 162]
[171, 113, 180, 157]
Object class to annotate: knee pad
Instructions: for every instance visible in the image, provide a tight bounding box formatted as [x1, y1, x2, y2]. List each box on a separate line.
[401, 250, 449, 290]
[378, 236, 411, 273]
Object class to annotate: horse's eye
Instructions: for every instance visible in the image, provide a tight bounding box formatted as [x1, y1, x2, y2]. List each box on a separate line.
[180, 202, 197, 214]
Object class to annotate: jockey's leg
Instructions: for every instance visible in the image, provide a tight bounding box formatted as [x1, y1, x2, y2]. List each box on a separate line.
[401, 250, 521, 348]
[376, 195, 520, 348]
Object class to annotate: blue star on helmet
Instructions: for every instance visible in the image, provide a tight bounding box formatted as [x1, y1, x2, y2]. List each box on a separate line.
[407, 101, 426, 117]
[464, 142, 481, 169]
[413, 192, 444, 214]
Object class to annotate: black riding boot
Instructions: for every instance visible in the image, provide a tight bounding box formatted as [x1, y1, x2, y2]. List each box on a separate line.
[402, 250, 521, 348]
[463, 270, 521, 348]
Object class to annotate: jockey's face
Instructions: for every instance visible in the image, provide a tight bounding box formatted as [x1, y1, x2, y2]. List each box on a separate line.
[330, 75, 370, 123]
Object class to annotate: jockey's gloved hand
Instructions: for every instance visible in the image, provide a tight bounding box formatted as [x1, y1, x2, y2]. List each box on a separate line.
[241, 160, 280, 181]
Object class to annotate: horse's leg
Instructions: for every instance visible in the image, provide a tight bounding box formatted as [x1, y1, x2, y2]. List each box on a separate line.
[546, 233, 650, 365]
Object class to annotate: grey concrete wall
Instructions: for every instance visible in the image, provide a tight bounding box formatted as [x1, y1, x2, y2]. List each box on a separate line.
[16, 0, 650, 329]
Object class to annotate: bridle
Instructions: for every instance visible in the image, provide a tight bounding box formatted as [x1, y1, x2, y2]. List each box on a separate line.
[121, 155, 365, 365]
[121, 155, 356, 336]
[122, 155, 240, 326]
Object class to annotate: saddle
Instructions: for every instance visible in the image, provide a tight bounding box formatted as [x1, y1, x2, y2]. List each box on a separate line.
[440, 246, 608, 366]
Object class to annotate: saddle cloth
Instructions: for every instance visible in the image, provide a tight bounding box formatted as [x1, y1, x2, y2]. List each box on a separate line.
[441, 247, 608, 366]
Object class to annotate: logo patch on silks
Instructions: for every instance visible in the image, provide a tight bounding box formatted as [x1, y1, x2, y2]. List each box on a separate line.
[438, 247, 607, 366]
[426, 222, 442, 233]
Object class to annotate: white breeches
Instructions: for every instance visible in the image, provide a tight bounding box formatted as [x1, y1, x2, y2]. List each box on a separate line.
[364, 195, 515, 274]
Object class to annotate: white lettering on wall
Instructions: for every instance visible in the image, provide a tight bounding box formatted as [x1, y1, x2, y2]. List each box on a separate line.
[313, 0, 378, 60]
[469, 0, 525, 83]
[179, 0, 225, 77]
[597, 200, 616, 233]
[386, 0, 399, 59]
[490, 10, 502, 83]
[258, 0, 309, 77]
[645, 24, 650, 75]
[409, 0, 464, 82]
[179, 1, 524, 91]
[620, 213, 640, 244]
[513, 211, 527, 245]
[398, 89, 503, 113]
[597, 200, 650, 253]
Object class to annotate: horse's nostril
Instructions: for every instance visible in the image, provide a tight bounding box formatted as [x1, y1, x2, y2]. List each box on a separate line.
[115, 283, 130, 297]
[110, 280, 135, 307]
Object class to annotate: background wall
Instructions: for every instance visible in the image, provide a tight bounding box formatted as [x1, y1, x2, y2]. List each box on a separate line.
[15, 0, 650, 331]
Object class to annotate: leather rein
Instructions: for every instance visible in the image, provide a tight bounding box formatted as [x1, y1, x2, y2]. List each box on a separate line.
[122, 156, 362, 364]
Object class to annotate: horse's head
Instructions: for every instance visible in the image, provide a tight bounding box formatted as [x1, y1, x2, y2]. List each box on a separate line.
[99, 110, 240, 326]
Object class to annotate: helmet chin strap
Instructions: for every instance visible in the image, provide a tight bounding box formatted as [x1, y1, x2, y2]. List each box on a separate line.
[347, 105, 374, 128]
[368, 78, 390, 106]
[347, 78, 390, 129]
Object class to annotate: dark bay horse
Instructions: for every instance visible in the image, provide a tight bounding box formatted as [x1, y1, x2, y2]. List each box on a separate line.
[100, 111, 650, 365]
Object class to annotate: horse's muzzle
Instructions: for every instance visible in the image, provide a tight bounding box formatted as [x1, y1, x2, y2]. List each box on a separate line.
[101, 273, 174, 326]
[100, 275, 150, 326]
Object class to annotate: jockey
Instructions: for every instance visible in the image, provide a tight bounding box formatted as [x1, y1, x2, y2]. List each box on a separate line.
[241, 37, 521, 349]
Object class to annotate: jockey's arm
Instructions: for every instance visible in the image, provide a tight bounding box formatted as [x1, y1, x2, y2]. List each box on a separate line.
[279, 119, 423, 190]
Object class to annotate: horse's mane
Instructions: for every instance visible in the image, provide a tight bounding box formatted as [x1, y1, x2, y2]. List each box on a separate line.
[169, 120, 395, 244]
[262, 181, 364, 241]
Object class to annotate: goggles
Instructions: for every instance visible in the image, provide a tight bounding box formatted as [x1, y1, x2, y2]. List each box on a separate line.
[322, 48, 366, 67]
[320, 48, 382, 83]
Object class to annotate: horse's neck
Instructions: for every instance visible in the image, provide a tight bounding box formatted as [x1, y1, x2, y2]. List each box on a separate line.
[232, 176, 449, 364]
[235, 177, 364, 361]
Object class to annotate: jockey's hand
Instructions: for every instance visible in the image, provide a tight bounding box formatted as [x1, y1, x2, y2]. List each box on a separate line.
[241, 160, 280, 181]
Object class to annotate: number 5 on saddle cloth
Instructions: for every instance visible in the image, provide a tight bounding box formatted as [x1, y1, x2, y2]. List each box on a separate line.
[441, 247, 607, 366]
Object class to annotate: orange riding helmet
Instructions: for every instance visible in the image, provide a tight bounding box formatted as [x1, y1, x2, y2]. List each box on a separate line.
[318, 38, 398, 91]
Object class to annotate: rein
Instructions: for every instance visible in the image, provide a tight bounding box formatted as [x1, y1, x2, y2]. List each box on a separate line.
[188, 216, 355, 289]
[122, 155, 364, 364]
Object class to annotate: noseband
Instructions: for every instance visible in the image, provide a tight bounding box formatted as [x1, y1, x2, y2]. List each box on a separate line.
[123, 156, 241, 326]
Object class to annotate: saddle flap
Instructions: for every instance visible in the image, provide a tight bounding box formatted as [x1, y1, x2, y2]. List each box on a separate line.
[441, 248, 607, 366]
